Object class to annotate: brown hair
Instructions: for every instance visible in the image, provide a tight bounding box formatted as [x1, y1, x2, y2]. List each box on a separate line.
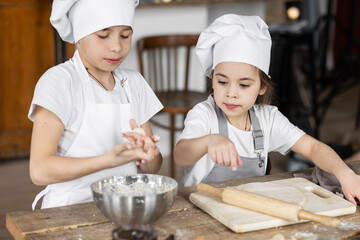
[256, 69, 274, 105]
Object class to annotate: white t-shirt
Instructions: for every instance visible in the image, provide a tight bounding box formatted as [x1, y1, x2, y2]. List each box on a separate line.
[28, 56, 163, 156]
[179, 96, 305, 186]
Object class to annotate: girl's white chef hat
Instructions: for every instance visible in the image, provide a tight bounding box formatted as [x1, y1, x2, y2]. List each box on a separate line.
[50, 0, 139, 44]
[196, 14, 272, 77]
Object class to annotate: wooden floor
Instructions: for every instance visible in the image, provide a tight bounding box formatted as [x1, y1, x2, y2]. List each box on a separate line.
[1, 85, 359, 239]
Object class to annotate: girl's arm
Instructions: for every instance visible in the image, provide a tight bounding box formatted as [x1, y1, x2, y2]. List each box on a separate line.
[30, 106, 153, 186]
[174, 136, 210, 166]
[291, 134, 360, 205]
[174, 134, 242, 171]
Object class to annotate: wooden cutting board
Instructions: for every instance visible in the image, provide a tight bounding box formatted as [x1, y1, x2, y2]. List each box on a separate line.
[189, 177, 356, 233]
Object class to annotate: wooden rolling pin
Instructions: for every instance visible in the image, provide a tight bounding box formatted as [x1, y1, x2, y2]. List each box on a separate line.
[197, 183, 340, 227]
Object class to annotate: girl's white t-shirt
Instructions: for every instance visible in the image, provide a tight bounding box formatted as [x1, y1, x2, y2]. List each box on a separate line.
[28, 59, 163, 156]
[178, 96, 305, 186]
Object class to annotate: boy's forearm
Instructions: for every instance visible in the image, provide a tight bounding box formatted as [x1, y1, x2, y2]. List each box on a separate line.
[29, 154, 111, 186]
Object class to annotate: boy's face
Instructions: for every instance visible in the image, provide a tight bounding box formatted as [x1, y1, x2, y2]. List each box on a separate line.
[212, 62, 266, 124]
[77, 25, 133, 74]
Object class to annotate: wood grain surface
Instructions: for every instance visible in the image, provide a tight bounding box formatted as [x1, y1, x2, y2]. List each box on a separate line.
[5, 161, 360, 240]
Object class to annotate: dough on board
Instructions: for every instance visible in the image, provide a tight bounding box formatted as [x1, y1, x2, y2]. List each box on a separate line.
[236, 182, 305, 206]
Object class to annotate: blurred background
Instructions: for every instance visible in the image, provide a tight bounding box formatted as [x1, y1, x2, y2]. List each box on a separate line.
[0, 0, 359, 238]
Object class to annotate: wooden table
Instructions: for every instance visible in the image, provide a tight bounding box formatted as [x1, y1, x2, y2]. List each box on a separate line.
[6, 161, 360, 240]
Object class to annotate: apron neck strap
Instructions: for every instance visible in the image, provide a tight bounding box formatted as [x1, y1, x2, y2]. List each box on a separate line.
[215, 101, 228, 137]
[249, 107, 264, 153]
[214, 102, 264, 152]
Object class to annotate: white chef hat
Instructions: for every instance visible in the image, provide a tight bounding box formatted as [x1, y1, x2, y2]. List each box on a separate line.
[196, 14, 272, 77]
[50, 0, 139, 44]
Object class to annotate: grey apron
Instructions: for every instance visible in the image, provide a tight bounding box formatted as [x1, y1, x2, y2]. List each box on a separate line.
[202, 105, 266, 184]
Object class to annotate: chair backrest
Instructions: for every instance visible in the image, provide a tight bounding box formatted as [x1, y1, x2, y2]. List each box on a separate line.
[137, 34, 199, 93]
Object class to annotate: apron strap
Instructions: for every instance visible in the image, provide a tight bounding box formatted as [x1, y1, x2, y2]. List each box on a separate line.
[32, 186, 51, 210]
[214, 103, 264, 167]
[214, 102, 228, 137]
[249, 107, 264, 153]
[249, 107, 265, 167]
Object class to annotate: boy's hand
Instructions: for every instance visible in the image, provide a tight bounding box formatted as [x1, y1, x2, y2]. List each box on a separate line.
[107, 142, 153, 167]
[208, 134, 243, 171]
[122, 119, 160, 166]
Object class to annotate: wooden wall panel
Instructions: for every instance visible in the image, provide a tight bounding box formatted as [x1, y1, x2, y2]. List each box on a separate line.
[0, 1, 54, 158]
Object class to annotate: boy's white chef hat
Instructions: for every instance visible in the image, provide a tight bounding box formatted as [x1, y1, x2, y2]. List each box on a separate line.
[196, 14, 272, 77]
[50, 0, 139, 44]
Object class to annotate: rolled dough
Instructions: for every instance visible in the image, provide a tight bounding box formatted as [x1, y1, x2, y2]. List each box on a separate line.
[236, 182, 305, 206]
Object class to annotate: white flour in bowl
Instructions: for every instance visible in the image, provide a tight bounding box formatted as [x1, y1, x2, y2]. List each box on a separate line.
[103, 182, 172, 196]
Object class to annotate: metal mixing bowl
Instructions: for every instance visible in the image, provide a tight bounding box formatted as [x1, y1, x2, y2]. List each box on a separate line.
[91, 174, 178, 226]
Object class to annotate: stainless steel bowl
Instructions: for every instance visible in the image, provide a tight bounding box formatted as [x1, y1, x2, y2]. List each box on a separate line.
[91, 174, 178, 226]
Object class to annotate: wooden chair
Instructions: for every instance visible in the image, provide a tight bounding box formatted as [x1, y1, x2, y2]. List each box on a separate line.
[137, 34, 208, 178]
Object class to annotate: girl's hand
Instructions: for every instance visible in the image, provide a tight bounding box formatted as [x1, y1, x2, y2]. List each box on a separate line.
[207, 134, 243, 171]
[339, 171, 360, 205]
[122, 119, 160, 166]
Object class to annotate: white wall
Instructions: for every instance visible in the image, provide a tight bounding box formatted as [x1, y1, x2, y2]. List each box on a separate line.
[208, 2, 266, 23]
[122, 6, 208, 71]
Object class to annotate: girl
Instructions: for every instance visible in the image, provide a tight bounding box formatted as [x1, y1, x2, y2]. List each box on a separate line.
[174, 14, 360, 205]
[29, 0, 163, 209]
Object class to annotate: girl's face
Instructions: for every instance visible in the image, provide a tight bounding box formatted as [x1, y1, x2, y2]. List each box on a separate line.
[212, 62, 266, 124]
[77, 25, 133, 75]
